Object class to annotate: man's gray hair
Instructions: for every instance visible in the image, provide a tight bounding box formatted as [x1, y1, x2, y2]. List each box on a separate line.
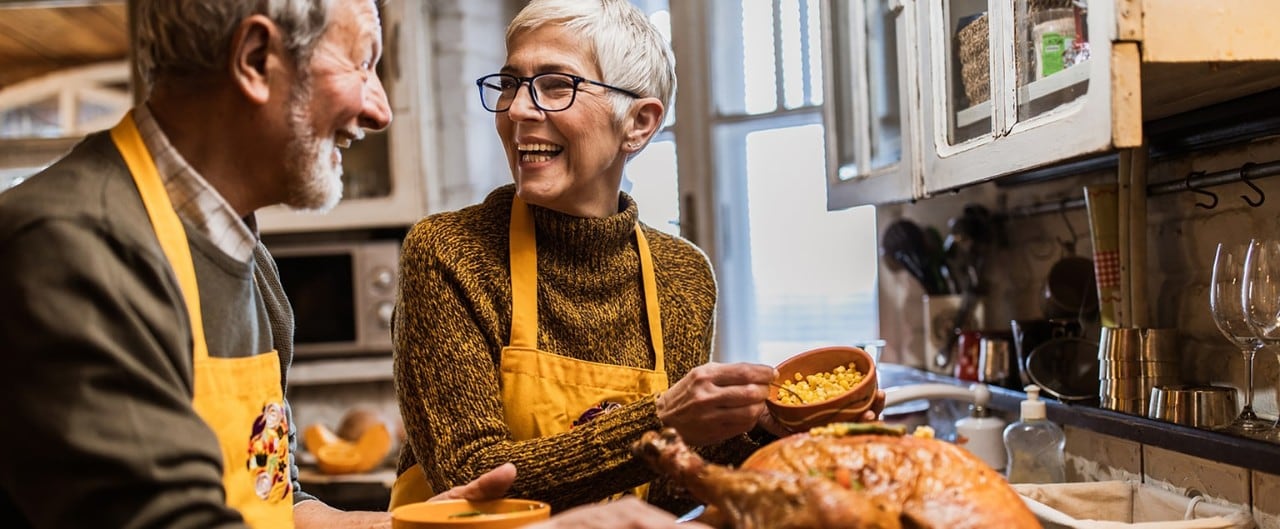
[134, 0, 332, 85]
[507, 0, 676, 125]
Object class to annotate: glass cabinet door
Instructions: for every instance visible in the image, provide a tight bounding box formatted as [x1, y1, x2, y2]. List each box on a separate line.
[941, 0, 1092, 146]
[823, 0, 918, 208]
[946, 0, 994, 145]
[920, 0, 1112, 195]
[858, 0, 904, 173]
[1013, 0, 1090, 123]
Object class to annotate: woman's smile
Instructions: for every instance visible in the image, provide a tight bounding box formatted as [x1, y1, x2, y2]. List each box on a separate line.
[517, 141, 564, 164]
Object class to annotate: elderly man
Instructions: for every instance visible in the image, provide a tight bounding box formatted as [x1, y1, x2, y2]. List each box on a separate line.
[0, 0, 399, 526]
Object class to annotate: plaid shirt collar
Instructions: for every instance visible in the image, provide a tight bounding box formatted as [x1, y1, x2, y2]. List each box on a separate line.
[132, 104, 257, 262]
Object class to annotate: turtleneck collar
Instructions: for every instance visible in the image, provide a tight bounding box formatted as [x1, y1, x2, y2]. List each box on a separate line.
[497, 185, 641, 259]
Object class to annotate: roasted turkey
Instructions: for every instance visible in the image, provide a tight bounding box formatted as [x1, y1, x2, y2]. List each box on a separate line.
[632, 424, 1040, 529]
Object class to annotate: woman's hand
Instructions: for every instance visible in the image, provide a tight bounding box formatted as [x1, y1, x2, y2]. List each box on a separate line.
[656, 362, 776, 446]
[525, 497, 712, 529]
[864, 388, 887, 419]
[756, 388, 889, 438]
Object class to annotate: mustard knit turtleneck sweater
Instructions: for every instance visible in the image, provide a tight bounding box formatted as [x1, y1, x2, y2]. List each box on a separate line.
[394, 185, 762, 513]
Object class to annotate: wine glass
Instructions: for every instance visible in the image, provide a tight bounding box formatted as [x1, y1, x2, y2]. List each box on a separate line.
[1242, 239, 1280, 439]
[1209, 242, 1272, 434]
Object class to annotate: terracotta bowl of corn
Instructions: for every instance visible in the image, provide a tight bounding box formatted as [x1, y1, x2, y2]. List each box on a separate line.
[766, 345, 879, 433]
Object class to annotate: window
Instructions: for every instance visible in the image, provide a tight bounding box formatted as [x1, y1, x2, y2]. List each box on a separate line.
[0, 61, 130, 140]
[0, 61, 131, 192]
[628, 0, 880, 366]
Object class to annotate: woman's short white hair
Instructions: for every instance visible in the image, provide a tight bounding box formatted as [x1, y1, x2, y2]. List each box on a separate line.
[506, 0, 676, 125]
[134, 0, 332, 86]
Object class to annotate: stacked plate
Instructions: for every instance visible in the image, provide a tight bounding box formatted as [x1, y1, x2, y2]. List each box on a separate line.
[1097, 328, 1179, 414]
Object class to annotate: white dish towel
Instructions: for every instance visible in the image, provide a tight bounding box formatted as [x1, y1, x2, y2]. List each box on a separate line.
[1013, 481, 1255, 529]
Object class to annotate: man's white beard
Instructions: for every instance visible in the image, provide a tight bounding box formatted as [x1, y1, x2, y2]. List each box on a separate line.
[282, 80, 344, 212]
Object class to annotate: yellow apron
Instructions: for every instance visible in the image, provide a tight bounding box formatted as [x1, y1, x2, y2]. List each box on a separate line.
[111, 113, 295, 528]
[389, 195, 669, 508]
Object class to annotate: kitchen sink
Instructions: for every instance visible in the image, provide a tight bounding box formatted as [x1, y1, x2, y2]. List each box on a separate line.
[878, 363, 1008, 440]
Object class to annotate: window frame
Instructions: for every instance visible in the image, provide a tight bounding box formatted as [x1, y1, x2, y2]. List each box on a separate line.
[668, 0, 853, 361]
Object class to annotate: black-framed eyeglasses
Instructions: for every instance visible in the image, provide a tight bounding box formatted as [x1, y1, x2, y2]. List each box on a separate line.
[475, 72, 642, 113]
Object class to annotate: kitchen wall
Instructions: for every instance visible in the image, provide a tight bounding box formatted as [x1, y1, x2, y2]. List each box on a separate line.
[877, 136, 1280, 421]
[879, 137, 1280, 527]
[1065, 426, 1279, 527]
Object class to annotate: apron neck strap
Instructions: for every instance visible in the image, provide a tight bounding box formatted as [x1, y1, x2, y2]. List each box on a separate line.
[110, 112, 210, 362]
[508, 195, 539, 350]
[508, 196, 665, 369]
[634, 228, 664, 360]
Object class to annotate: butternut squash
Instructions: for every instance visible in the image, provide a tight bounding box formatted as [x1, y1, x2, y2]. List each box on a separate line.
[304, 421, 392, 475]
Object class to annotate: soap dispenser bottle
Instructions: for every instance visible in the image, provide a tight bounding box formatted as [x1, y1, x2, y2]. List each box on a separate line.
[1003, 384, 1065, 483]
[955, 384, 1007, 472]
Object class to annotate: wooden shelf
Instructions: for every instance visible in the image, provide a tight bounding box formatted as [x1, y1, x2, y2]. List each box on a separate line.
[986, 381, 1280, 474]
[298, 467, 394, 511]
[288, 356, 394, 386]
[879, 364, 1280, 474]
[1134, 0, 1280, 121]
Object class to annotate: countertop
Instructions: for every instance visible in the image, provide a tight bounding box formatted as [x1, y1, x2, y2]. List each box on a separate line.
[879, 364, 1280, 475]
[298, 466, 394, 511]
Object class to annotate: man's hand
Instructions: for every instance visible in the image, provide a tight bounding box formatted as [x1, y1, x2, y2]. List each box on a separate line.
[429, 463, 517, 502]
[525, 497, 712, 529]
[294, 500, 391, 529]
[294, 464, 517, 529]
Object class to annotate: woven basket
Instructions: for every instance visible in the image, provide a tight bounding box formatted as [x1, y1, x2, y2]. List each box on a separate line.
[1029, 0, 1073, 10]
[957, 14, 989, 107]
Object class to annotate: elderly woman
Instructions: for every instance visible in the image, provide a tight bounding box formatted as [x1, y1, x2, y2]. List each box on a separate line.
[391, 0, 880, 515]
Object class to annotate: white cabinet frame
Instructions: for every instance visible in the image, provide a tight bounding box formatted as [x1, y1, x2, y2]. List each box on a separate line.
[917, 0, 1116, 195]
[824, 0, 1280, 209]
[824, 0, 923, 209]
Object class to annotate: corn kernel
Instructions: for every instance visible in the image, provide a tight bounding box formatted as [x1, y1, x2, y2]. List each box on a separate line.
[776, 364, 865, 405]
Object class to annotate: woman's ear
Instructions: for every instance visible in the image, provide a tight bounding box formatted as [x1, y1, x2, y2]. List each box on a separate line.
[228, 14, 284, 105]
[623, 98, 665, 151]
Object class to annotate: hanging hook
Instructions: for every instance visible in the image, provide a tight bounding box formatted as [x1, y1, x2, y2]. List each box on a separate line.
[1239, 162, 1265, 207]
[1185, 171, 1218, 210]
[1058, 198, 1078, 255]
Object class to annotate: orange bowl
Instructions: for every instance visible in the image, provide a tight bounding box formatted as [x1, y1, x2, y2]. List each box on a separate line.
[392, 499, 551, 529]
[766, 345, 879, 433]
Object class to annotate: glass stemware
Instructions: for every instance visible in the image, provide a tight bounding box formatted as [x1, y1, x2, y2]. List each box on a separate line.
[1209, 242, 1272, 434]
[1242, 239, 1280, 440]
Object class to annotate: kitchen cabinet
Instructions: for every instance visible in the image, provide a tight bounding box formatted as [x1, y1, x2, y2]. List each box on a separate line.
[257, 0, 438, 234]
[822, 0, 921, 207]
[825, 0, 1280, 210]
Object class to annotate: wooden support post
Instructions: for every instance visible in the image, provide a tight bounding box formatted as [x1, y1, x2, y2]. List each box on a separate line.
[1111, 42, 1142, 149]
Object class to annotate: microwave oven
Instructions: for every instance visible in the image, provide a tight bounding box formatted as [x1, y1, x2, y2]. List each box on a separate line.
[268, 240, 400, 358]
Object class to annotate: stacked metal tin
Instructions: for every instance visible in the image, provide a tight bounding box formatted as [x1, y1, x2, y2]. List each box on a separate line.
[1098, 328, 1179, 414]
